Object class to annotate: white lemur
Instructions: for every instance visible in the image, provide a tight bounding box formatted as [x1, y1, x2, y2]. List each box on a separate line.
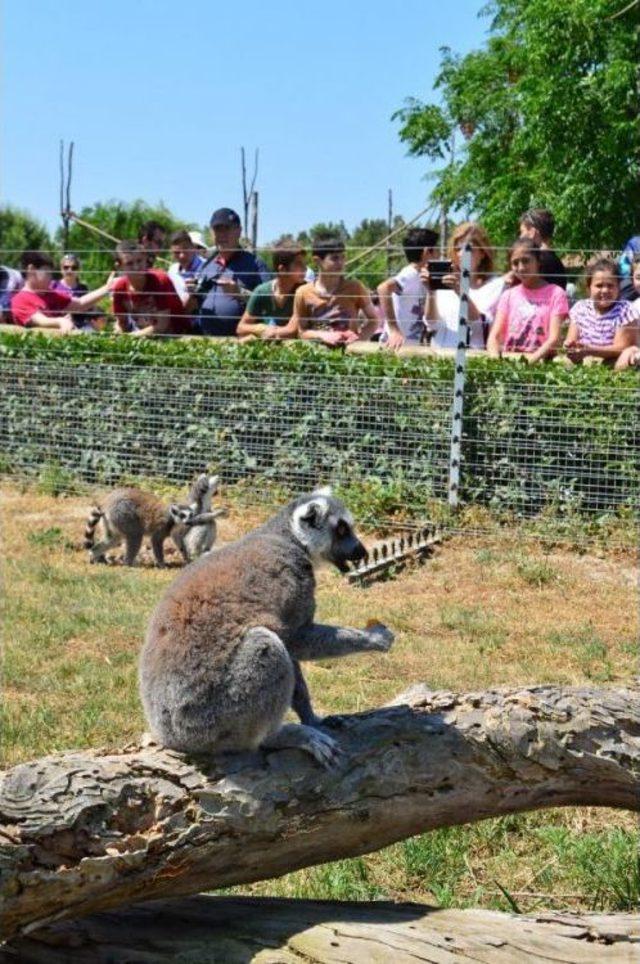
[170, 474, 228, 563]
[139, 487, 394, 766]
[84, 486, 199, 567]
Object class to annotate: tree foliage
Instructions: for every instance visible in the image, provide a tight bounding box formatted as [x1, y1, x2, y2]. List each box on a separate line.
[394, 0, 640, 250]
[56, 199, 192, 280]
[0, 206, 52, 263]
[295, 220, 351, 247]
[350, 218, 392, 248]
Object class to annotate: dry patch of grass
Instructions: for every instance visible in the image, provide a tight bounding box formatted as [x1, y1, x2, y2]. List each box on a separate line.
[1, 485, 637, 913]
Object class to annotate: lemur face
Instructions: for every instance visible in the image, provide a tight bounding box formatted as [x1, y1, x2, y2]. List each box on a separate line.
[291, 489, 367, 572]
[169, 502, 199, 527]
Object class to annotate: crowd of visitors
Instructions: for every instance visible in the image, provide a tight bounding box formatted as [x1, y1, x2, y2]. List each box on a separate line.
[3, 205, 640, 368]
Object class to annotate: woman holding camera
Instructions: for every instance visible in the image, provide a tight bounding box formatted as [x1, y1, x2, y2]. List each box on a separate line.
[424, 221, 505, 350]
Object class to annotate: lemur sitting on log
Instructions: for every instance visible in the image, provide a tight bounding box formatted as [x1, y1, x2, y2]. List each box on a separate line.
[139, 488, 394, 766]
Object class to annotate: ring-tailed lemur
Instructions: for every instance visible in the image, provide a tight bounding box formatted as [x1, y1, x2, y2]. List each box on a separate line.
[139, 487, 394, 766]
[170, 474, 228, 563]
[84, 487, 199, 567]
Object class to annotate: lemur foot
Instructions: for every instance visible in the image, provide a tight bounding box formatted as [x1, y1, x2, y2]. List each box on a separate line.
[303, 727, 342, 767]
[263, 723, 342, 768]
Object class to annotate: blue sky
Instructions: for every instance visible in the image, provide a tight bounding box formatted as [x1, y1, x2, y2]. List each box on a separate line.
[3, 0, 487, 243]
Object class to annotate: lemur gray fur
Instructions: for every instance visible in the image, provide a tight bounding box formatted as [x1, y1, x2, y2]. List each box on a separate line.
[139, 487, 394, 767]
[170, 474, 228, 563]
[84, 486, 199, 567]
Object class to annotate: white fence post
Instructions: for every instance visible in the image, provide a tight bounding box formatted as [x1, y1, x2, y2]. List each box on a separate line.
[447, 242, 472, 509]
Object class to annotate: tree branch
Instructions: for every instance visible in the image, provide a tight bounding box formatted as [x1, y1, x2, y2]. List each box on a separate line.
[1, 682, 638, 941]
[3, 896, 639, 962]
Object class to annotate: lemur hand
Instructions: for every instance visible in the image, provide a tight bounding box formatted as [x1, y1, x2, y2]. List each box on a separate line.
[365, 622, 395, 651]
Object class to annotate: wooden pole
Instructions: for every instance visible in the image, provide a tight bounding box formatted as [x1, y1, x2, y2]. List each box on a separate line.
[250, 190, 258, 250]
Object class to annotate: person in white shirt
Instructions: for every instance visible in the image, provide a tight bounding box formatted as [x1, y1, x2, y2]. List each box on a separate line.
[377, 227, 439, 351]
[168, 229, 208, 306]
[425, 221, 507, 350]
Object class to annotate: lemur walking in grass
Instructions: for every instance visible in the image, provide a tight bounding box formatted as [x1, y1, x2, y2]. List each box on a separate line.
[84, 489, 196, 567]
[139, 487, 394, 766]
[84, 473, 222, 567]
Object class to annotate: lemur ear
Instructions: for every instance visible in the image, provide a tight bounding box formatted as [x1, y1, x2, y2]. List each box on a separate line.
[313, 485, 333, 497]
[299, 499, 327, 529]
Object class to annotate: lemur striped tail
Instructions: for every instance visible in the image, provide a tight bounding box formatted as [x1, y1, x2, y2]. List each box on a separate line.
[84, 507, 103, 549]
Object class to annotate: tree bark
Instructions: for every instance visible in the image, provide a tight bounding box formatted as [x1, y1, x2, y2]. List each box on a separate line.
[2, 895, 638, 963]
[1, 682, 638, 942]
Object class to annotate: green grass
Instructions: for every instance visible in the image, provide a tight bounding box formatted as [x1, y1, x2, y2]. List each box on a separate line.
[438, 605, 507, 657]
[225, 815, 639, 912]
[36, 462, 80, 497]
[546, 624, 615, 682]
[513, 555, 558, 588]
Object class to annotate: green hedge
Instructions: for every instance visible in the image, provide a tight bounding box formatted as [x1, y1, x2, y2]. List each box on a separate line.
[0, 333, 637, 521]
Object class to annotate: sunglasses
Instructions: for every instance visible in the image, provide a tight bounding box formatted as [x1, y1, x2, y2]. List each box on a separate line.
[62, 264, 79, 271]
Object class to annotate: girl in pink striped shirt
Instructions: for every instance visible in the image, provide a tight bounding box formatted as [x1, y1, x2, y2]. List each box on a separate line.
[564, 257, 636, 366]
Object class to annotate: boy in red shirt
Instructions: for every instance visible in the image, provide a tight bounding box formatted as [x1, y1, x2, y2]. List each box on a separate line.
[112, 241, 191, 337]
[10, 251, 114, 333]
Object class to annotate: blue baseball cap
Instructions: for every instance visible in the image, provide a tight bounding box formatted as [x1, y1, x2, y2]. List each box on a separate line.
[210, 208, 241, 228]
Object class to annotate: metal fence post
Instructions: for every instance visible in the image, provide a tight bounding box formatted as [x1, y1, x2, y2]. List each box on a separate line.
[447, 242, 472, 509]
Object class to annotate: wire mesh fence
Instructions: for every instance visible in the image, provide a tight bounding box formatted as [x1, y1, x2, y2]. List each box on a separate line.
[0, 341, 637, 537]
[0, 354, 451, 494]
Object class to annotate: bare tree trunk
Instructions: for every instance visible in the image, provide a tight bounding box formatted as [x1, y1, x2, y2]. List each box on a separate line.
[3, 896, 638, 963]
[1, 682, 638, 942]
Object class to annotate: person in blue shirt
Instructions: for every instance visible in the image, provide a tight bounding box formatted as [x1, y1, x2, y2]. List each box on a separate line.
[618, 235, 640, 301]
[190, 208, 270, 336]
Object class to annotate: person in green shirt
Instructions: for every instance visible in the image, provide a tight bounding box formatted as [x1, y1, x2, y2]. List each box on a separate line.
[237, 242, 307, 340]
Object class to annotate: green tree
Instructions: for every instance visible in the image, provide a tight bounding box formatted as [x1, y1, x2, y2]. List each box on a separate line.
[347, 217, 409, 288]
[350, 218, 390, 249]
[295, 220, 351, 247]
[0, 206, 52, 265]
[394, 0, 640, 251]
[56, 199, 192, 282]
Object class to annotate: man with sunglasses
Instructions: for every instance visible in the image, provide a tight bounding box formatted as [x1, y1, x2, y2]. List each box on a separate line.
[51, 254, 105, 332]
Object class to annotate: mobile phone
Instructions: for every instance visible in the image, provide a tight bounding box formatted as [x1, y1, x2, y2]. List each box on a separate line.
[427, 259, 453, 290]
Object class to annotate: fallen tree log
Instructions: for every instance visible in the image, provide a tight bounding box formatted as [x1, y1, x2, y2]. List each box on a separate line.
[3, 895, 639, 962]
[1, 682, 638, 942]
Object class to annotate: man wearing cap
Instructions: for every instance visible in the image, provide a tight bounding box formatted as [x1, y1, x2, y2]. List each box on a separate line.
[190, 208, 270, 336]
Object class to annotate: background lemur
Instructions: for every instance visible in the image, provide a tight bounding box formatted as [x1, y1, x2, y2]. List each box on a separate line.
[170, 474, 228, 563]
[139, 487, 394, 766]
[84, 486, 198, 567]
